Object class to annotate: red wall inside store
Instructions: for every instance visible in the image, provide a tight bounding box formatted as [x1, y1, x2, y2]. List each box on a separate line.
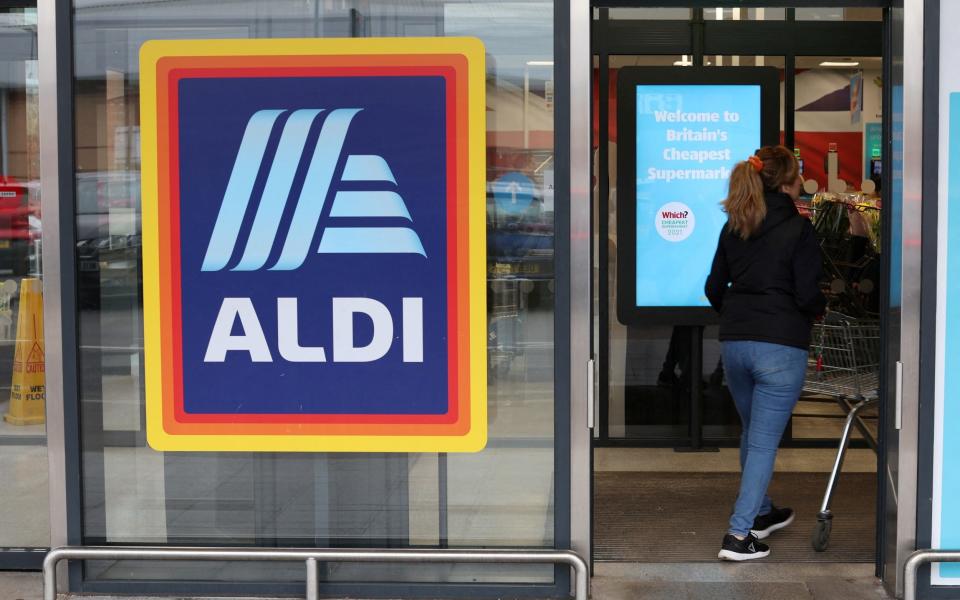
[593, 68, 621, 144]
[794, 132, 863, 192]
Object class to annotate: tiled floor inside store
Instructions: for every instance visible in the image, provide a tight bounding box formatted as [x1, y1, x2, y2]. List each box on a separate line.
[591, 446, 891, 599]
[593, 562, 892, 600]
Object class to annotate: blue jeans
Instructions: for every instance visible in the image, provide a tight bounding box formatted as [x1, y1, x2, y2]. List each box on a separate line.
[721, 340, 808, 537]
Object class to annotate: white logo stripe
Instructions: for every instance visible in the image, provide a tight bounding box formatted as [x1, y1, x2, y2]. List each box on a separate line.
[317, 227, 426, 256]
[202, 108, 428, 271]
[201, 109, 284, 272]
[233, 109, 325, 272]
[329, 191, 412, 220]
[341, 154, 397, 183]
[270, 108, 362, 271]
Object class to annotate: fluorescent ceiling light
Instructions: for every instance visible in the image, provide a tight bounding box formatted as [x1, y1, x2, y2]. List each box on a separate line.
[819, 61, 860, 67]
[526, 60, 554, 66]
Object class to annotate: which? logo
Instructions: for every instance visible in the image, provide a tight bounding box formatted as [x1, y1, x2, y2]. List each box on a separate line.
[655, 201, 696, 242]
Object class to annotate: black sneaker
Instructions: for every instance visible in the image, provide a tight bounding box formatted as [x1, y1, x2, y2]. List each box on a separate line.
[750, 506, 795, 540]
[718, 533, 770, 561]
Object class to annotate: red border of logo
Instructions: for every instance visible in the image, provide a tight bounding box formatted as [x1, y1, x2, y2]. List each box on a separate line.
[151, 53, 473, 437]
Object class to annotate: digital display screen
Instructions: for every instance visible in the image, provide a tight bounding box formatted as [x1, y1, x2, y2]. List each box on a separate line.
[632, 84, 762, 308]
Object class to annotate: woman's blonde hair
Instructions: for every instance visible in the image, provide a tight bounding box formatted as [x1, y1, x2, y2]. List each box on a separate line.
[723, 145, 800, 239]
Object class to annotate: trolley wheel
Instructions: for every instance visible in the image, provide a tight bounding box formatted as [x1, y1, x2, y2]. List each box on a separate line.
[812, 518, 832, 552]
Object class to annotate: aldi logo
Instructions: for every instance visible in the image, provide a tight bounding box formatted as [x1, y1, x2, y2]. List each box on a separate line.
[140, 38, 487, 452]
[202, 108, 427, 273]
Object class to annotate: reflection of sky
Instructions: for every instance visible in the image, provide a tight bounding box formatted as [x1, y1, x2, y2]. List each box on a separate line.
[444, 2, 553, 78]
[0, 9, 37, 87]
[74, 0, 554, 83]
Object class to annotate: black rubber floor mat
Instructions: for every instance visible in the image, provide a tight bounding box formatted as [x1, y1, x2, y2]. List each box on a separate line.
[594, 471, 875, 563]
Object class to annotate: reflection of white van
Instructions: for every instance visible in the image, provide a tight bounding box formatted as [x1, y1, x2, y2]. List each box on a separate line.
[76, 171, 141, 244]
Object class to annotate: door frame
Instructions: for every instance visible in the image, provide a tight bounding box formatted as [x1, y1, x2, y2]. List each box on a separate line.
[589, 7, 885, 448]
[577, 0, 901, 581]
[0, 0, 60, 573]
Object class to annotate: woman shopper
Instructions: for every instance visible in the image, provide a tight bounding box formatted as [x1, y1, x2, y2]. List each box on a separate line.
[705, 145, 826, 561]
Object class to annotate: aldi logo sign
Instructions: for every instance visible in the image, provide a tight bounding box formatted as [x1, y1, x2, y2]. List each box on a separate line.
[140, 38, 486, 452]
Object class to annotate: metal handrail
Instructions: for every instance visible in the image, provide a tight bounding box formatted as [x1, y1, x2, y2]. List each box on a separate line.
[43, 546, 589, 600]
[904, 549, 960, 600]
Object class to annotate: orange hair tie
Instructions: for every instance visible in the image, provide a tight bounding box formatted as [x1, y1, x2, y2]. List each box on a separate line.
[747, 155, 764, 172]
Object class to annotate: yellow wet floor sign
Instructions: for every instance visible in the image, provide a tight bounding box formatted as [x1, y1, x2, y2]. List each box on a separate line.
[5, 278, 44, 425]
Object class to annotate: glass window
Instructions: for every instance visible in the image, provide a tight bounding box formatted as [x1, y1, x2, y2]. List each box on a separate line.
[595, 55, 695, 440]
[696, 55, 788, 442]
[0, 5, 47, 550]
[73, 0, 556, 588]
[792, 55, 883, 440]
[702, 55, 786, 145]
[794, 56, 883, 194]
[703, 55, 785, 67]
[608, 8, 691, 20]
[795, 8, 883, 21]
[608, 55, 692, 68]
[704, 8, 786, 20]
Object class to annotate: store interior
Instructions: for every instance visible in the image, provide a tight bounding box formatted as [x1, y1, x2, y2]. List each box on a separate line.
[591, 7, 885, 567]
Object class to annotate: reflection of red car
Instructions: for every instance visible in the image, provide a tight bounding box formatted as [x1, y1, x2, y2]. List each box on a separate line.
[0, 176, 35, 242]
[0, 176, 38, 276]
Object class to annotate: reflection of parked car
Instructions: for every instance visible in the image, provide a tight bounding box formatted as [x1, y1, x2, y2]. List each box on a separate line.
[485, 173, 555, 382]
[76, 172, 142, 309]
[487, 184, 554, 281]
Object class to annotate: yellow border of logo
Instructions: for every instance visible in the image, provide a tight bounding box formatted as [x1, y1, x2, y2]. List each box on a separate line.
[140, 37, 487, 452]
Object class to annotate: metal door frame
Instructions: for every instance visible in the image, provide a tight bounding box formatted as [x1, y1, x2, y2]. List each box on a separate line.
[914, 1, 960, 598]
[582, 3, 918, 591]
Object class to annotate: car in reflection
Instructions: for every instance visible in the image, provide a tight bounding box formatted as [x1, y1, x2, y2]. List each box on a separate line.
[485, 169, 555, 382]
[76, 171, 142, 309]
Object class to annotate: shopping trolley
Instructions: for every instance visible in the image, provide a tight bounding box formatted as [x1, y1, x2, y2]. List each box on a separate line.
[802, 312, 881, 552]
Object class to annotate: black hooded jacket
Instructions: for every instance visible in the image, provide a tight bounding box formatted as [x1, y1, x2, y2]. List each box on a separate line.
[705, 192, 827, 350]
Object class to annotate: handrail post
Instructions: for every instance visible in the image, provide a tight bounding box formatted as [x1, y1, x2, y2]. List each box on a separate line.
[904, 551, 923, 600]
[570, 552, 589, 600]
[305, 556, 318, 600]
[42, 548, 60, 600]
[903, 549, 960, 600]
